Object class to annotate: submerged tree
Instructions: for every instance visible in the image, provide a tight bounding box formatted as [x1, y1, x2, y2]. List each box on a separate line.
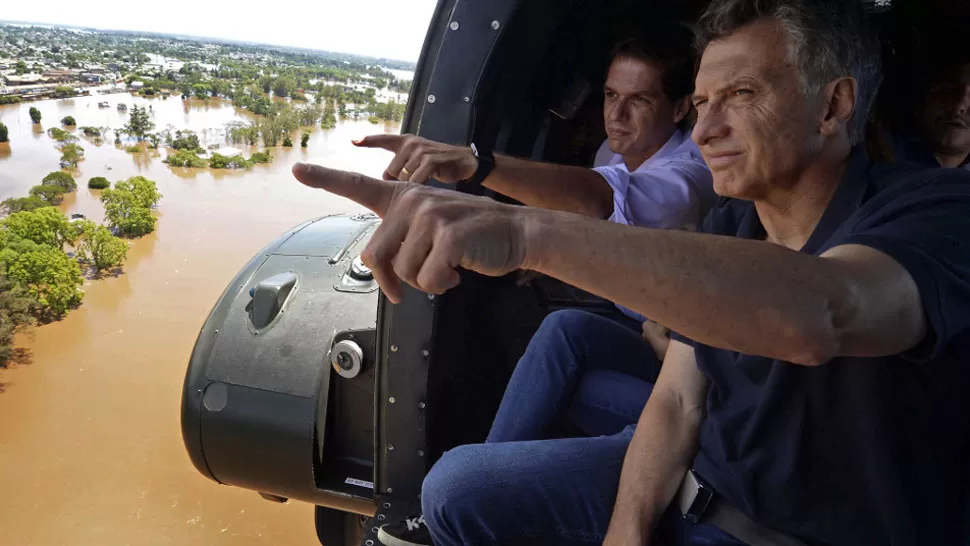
[1, 207, 75, 250]
[1, 240, 84, 318]
[74, 220, 128, 272]
[0, 122, 8, 143]
[29, 107, 42, 124]
[0, 273, 35, 366]
[42, 171, 77, 192]
[123, 105, 155, 141]
[28, 184, 67, 206]
[59, 143, 85, 167]
[100, 176, 161, 237]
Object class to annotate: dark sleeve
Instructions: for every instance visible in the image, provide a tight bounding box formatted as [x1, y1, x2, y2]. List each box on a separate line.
[839, 171, 970, 360]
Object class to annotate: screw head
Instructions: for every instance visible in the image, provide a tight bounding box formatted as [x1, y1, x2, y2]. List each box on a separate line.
[449, 21, 459, 31]
[388, 396, 396, 404]
[463, 96, 470, 103]
[421, 349, 430, 357]
[390, 344, 399, 352]
[418, 401, 426, 409]
[491, 20, 501, 30]
[427, 293, 435, 300]
[427, 94, 436, 104]
[387, 487, 394, 494]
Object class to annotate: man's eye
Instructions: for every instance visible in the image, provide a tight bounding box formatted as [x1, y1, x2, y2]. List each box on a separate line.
[692, 98, 708, 108]
[732, 88, 753, 97]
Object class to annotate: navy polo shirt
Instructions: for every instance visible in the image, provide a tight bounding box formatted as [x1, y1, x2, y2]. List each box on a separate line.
[673, 148, 970, 545]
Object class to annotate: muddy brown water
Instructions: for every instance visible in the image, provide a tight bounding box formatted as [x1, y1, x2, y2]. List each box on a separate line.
[0, 93, 401, 545]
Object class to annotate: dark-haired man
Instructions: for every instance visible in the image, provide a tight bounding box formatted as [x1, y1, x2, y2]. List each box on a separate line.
[897, 56, 970, 169]
[366, 27, 713, 546]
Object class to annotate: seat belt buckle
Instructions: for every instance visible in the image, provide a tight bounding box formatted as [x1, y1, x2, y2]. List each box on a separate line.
[678, 470, 714, 524]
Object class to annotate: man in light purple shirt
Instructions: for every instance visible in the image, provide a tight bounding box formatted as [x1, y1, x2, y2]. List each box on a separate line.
[369, 25, 714, 546]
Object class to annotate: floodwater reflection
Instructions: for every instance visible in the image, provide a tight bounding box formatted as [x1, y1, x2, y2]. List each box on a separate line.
[0, 92, 399, 545]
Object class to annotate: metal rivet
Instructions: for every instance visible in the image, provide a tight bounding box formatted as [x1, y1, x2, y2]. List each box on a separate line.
[366, 541, 374, 546]
[387, 444, 395, 451]
[377, 514, 386, 521]
[386, 487, 393, 494]
[421, 349, 430, 357]
[388, 397, 396, 404]
[417, 449, 425, 457]
[418, 401, 426, 409]
[214, 329, 219, 334]
[449, 21, 459, 30]
[371, 527, 379, 534]
[390, 345, 399, 352]
[383, 502, 391, 509]
[427, 95, 436, 104]
[491, 20, 501, 30]
[427, 293, 435, 300]
[463, 96, 470, 103]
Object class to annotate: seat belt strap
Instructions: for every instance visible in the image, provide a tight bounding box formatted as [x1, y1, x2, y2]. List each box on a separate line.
[676, 470, 808, 546]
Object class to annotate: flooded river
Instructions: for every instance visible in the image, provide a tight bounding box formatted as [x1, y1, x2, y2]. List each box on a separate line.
[0, 93, 400, 545]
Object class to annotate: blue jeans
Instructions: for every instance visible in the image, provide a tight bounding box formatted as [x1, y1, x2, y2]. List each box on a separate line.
[421, 310, 743, 545]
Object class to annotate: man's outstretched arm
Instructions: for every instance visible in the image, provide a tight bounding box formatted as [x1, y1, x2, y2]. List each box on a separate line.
[292, 164, 929, 365]
[354, 134, 613, 218]
[604, 340, 708, 546]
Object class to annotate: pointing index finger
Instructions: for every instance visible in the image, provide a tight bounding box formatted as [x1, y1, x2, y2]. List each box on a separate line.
[292, 163, 394, 218]
[352, 134, 407, 152]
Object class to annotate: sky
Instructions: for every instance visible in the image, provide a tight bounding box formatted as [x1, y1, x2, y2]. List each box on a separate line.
[0, 0, 439, 63]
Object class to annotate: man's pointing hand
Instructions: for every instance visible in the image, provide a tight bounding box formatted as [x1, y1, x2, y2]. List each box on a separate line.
[293, 162, 531, 303]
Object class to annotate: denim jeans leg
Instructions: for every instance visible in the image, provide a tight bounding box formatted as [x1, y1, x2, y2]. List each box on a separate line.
[422, 426, 636, 546]
[486, 309, 661, 443]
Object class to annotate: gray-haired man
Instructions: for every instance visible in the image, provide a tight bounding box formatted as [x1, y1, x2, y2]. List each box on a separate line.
[292, 0, 970, 544]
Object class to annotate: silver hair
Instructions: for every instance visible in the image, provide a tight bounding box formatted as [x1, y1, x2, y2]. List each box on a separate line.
[696, 0, 882, 144]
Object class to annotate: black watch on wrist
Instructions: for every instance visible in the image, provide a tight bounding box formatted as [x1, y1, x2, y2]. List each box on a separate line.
[466, 142, 495, 185]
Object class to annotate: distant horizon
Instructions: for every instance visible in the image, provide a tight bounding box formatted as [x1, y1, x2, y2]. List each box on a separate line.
[0, 0, 436, 63]
[0, 19, 419, 67]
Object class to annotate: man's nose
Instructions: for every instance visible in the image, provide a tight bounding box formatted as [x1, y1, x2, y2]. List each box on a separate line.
[608, 99, 629, 122]
[692, 104, 729, 147]
[957, 85, 970, 115]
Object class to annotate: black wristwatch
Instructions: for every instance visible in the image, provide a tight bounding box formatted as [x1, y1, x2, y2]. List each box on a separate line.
[466, 142, 495, 185]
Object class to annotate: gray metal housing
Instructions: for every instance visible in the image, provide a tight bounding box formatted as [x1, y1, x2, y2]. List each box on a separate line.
[181, 213, 381, 515]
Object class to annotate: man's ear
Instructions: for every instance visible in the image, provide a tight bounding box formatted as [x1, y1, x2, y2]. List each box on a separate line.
[819, 77, 858, 137]
[673, 95, 691, 125]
